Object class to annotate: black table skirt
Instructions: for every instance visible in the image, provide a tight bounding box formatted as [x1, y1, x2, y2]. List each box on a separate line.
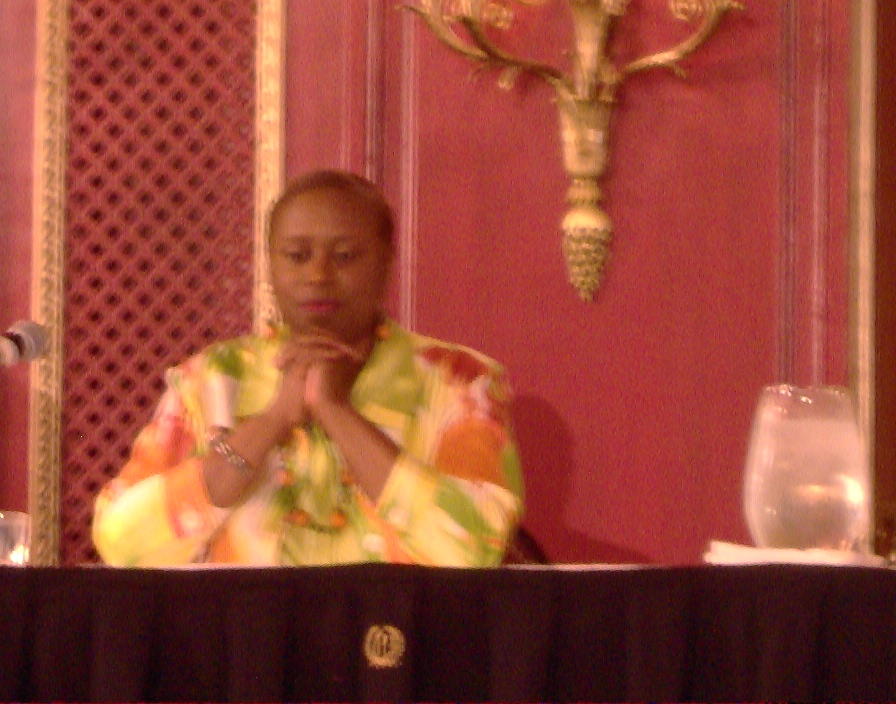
[0, 563, 894, 702]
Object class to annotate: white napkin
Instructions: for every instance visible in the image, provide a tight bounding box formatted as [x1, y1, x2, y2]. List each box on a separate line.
[703, 540, 888, 567]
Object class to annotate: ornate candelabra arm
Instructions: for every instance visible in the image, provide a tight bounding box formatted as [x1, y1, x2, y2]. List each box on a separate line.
[458, 15, 570, 92]
[404, 3, 490, 62]
[404, 1, 570, 94]
[621, 0, 743, 78]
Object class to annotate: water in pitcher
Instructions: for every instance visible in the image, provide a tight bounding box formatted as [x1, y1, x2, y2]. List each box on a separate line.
[744, 414, 869, 552]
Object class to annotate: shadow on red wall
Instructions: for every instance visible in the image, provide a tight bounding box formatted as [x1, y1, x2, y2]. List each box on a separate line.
[514, 394, 652, 565]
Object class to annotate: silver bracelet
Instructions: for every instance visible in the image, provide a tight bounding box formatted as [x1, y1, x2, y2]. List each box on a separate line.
[209, 431, 254, 476]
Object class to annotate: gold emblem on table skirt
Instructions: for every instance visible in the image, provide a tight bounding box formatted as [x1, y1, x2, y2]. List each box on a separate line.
[364, 624, 406, 668]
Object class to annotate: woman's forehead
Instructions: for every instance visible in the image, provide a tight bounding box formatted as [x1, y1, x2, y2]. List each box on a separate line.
[274, 191, 376, 230]
[279, 188, 362, 215]
[269, 183, 393, 249]
[278, 190, 376, 220]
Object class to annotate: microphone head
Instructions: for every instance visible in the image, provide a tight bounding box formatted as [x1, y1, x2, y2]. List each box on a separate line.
[7, 321, 49, 362]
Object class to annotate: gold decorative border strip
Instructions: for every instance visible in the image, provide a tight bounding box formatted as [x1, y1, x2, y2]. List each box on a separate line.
[806, 0, 832, 383]
[29, 0, 69, 566]
[776, 0, 797, 381]
[253, 0, 285, 332]
[365, 0, 385, 184]
[399, 11, 419, 331]
[849, 0, 875, 523]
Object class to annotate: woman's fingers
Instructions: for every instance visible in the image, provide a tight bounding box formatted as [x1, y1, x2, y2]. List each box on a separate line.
[299, 334, 365, 361]
[275, 335, 364, 369]
[263, 359, 310, 434]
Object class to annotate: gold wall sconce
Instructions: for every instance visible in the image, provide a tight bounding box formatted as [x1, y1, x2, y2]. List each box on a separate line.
[405, 0, 743, 300]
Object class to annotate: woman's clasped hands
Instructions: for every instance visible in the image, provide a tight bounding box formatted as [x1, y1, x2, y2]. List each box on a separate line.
[266, 325, 367, 440]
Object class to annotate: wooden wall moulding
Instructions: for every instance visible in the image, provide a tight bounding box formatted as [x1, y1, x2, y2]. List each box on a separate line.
[29, 0, 69, 566]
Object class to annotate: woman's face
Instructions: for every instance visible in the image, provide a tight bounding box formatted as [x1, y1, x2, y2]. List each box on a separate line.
[269, 188, 392, 345]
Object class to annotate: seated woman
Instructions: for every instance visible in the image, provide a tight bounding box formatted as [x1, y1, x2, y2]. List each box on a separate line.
[92, 169, 524, 567]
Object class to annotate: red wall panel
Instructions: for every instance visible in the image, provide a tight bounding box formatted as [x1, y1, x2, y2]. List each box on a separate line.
[284, 0, 371, 176]
[0, 0, 856, 563]
[0, 0, 37, 512]
[285, 1, 852, 564]
[394, 2, 776, 564]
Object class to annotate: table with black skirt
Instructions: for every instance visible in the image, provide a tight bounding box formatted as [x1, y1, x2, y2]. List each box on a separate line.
[0, 562, 894, 702]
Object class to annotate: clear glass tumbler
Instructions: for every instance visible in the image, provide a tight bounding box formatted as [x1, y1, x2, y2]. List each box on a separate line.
[743, 384, 870, 552]
[0, 511, 31, 565]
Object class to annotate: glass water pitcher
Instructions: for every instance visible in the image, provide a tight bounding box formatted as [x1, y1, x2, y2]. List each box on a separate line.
[743, 384, 870, 552]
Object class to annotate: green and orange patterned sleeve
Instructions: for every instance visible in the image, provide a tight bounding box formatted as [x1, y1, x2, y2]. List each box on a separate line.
[363, 339, 525, 567]
[92, 352, 235, 566]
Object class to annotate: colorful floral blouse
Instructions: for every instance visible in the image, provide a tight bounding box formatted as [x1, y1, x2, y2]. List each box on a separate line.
[92, 320, 524, 567]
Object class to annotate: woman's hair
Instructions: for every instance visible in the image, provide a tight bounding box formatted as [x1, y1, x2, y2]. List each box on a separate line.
[267, 169, 395, 247]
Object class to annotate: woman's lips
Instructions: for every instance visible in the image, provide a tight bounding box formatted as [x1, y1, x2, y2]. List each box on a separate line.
[301, 299, 341, 315]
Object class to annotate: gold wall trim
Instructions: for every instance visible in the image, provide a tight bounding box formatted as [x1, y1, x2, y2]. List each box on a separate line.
[365, 0, 386, 185]
[850, 0, 876, 514]
[399, 11, 419, 331]
[29, 0, 69, 566]
[777, 1, 837, 385]
[254, 0, 286, 332]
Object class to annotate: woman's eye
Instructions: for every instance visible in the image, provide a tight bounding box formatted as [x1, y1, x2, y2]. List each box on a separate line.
[332, 247, 361, 264]
[283, 249, 311, 263]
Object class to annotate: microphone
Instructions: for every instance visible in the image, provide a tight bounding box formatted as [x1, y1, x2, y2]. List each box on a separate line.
[1, 321, 49, 367]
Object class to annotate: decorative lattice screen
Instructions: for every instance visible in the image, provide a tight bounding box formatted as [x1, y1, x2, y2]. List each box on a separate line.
[63, 0, 257, 564]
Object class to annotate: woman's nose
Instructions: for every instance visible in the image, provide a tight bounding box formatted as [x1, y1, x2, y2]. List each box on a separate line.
[306, 251, 334, 283]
